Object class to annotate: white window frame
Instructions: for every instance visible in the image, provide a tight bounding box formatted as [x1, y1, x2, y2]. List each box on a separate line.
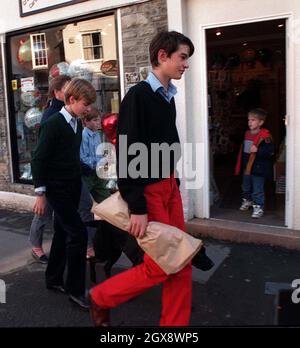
[81, 31, 104, 62]
[30, 33, 48, 70]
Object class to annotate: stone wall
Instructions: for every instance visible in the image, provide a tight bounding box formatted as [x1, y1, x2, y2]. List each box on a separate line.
[0, 50, 34, 195]
[121, 0, 168, 88]
[0, 48, 11, 192]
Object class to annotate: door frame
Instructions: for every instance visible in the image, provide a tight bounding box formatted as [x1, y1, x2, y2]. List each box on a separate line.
[198, 14, 294, 228]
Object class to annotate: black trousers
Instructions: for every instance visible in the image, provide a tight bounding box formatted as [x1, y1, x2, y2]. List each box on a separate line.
[45, 178, 87, 297]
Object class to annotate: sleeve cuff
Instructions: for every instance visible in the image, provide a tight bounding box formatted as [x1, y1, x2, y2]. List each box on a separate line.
[35, 186, 46, 193]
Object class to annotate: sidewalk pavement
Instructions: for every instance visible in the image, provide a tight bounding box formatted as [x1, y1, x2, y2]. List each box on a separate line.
[1, 208, 300, 327]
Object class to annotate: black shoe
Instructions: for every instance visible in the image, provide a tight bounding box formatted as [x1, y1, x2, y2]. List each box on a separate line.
[69, 294, 89, 310]
[31, 250, 48, 264]
[192, 246, 215, 271]
[46, 284, 66, 294]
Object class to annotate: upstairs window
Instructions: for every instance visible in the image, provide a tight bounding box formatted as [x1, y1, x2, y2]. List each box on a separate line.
[30, 33, 48, 69]
[82, 31, 103, 60]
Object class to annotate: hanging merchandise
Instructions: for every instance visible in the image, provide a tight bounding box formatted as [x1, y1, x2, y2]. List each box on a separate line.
[225, 53, 240, 69]
[241, 48, 257, 66]
[17, 39, 32, 64]
[211, 53, 225, 70]
[24, 107, 42, 128]
[68, 59, 93, 81]
[20, 88, 41, 107]
[257, 48, 273, 66]
[49, 62, 70, 79]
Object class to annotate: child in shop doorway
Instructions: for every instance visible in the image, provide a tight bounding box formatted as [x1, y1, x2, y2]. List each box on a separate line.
[235, 108, 274, 218]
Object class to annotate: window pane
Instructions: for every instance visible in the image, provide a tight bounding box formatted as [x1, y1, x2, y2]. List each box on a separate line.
[94, 46, 100, 59]
[92, 32, 100, 46]
[83, 47, 93, 60]
[82, 34, 92, 47]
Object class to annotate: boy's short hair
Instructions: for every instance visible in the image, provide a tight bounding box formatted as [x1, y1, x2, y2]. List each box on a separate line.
[248, 108, 268, 122]
[64, 78, 96, 105]
[149, 31, 194, 67]
[82, 106, 100, 123]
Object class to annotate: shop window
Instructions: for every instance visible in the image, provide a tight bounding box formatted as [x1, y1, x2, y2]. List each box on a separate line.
[30, 33, 48, 69]
[82, 31, 104, 61]
[7, 14, 119, 182]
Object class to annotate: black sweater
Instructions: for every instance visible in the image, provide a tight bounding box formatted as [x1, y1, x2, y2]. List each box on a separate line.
[31, 112, 82, 188]
[117, 81, 181, 214]
[41, 98, 65, 124]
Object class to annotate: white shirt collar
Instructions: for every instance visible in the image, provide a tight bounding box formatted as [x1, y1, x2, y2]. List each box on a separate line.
[60, 106, 77, 133]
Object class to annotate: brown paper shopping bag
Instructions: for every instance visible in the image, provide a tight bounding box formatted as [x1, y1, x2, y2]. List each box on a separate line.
[92, 191, 202, 274]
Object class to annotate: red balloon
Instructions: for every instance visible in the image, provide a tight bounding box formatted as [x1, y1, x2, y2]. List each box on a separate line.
[101, 113, 118, 145]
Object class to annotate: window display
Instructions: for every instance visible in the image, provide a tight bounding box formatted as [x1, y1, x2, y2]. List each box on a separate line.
[7, 14, 120, 182]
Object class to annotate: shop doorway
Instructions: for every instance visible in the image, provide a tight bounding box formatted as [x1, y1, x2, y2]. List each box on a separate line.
[206, 19, 286, 226]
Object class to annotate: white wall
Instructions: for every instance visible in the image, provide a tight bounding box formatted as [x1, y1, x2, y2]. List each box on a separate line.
[168, 0, 300, 228]
[0, 0, 149, 34]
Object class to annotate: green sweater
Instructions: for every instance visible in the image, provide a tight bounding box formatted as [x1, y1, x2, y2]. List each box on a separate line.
[31, 112, 82, 188]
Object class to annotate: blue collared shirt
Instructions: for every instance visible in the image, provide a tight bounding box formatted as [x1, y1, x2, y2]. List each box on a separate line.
[80, 127, 102, 170]
[145, 72, 177, 103]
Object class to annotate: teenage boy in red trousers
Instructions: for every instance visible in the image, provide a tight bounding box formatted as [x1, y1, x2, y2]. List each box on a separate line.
[89, 31, 195, 326]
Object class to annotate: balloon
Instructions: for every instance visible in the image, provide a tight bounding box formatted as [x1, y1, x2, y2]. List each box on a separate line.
[17, 39, 32, 64]
[101, 113, 118, 145]
[68, 59, 93, 81]
[49, 62, 70, 79]
[24, 107, 42, 128]
[21, 88, 41, 107]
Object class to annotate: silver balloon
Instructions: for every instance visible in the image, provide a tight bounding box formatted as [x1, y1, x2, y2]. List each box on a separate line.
[21, 88, 41, 107]
[68, 59, 93, 81]
[24, 107, 42, 128]
[20, 163, 32, 180]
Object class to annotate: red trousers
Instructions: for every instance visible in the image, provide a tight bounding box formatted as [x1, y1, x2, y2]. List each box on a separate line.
[91, 176, 192, 326]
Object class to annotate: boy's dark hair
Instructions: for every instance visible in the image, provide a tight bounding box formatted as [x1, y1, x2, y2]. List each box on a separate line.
[48, 75, 71, 99]
[149, 31, 194, 67]
[44, 74, 71, 109]
[249, 108, 268, 122]
[64, 78, 96, 105]
[82, 106, 100, 125]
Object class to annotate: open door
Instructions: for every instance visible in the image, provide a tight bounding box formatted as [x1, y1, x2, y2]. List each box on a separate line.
[206, 19, 286, 226]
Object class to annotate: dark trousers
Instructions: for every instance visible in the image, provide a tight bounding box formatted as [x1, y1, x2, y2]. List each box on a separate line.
[45, 178, 87, 297]
[93, 221, 144, 276]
